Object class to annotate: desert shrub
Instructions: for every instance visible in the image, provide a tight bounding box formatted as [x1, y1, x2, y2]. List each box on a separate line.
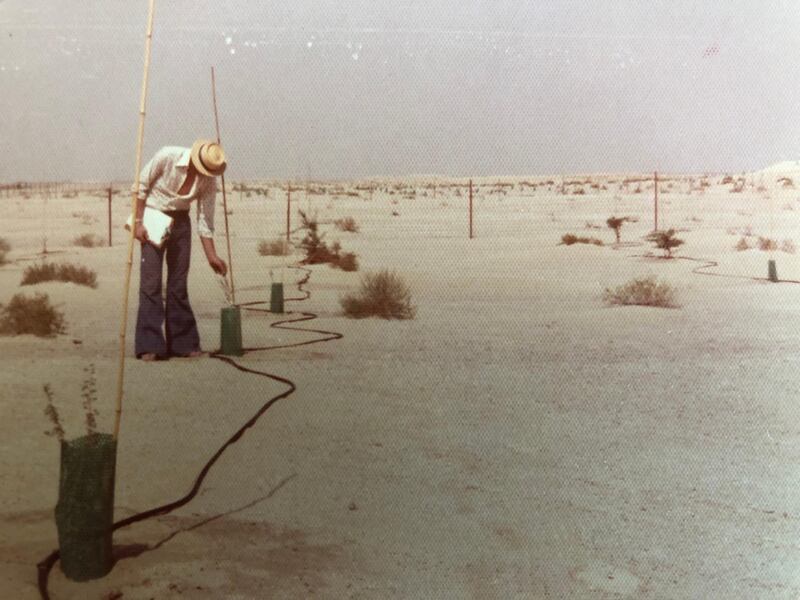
[21, 262, 98, 288]
[779, 177, 794, 188]
[73, 233, 104, 248]
[72, 211, 96, 225]
[0, 292, 66, 336]
[644, 229, 684, 258]
[735, 237, 750, 251]
[257, 238, 290, 256]
[603, 276, 678, 308]
[758, 237, 778, 251]
[781, 239, 796, 254]
[334, 217, 360, 233]
[0, 238, 10, 265]
[340, 270, 416, 319]
[561, 234, 603, 246]
[730, 179, 745, 193]
[333, 252, 359, 272]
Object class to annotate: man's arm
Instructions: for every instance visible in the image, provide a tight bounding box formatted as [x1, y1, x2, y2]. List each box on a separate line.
[200, 237, 227, 276]
[197, 179, 227, 276]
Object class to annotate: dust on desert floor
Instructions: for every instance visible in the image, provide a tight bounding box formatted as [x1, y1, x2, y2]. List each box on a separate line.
[2, 174, 800, 599]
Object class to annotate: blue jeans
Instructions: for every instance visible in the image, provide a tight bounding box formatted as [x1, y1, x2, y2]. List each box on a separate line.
[135, 211, 200, 358]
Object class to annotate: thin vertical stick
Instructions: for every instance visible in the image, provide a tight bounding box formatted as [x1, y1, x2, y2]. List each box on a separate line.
[211, 66, 236, 304]
[114, 0, 156, 441]
[469, 178, 473, 239]
[286, 184, 291, 243]
[107, 186, 113, 247]
[653, 171, 659, 232]
[42, 187, 48, 255]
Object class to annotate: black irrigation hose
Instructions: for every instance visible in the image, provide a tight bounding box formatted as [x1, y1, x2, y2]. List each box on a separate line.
[37, 264, 341, 599]
[628, 253, 800, 285]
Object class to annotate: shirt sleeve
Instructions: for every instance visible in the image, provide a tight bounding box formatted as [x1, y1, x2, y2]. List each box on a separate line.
[196, 178, 217, 238]
[131, 148, 167, 201]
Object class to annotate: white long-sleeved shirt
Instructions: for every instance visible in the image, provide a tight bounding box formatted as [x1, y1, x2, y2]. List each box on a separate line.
[132, 146, 217, 238]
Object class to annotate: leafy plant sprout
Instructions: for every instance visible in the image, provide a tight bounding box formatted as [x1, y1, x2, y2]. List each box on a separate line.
[43, 384, 65, 442]
[81, 363, 99, 436]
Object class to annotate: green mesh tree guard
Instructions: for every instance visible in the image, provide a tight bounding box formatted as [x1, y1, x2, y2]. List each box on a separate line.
[768, 259, 779, 283]
[270, 282, 284, 314]
[220, 306, 243, 356]
[55, 433, 117, 581]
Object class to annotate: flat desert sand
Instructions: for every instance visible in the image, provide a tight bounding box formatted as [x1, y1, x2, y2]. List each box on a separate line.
[2, 173, 800, 599]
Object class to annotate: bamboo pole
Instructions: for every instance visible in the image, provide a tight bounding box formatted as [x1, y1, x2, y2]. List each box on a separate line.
[211, 66, 236, 305]
[286, 184, 291, 243]
[107, 186, 113, 247]
[114, 0, 156, 440]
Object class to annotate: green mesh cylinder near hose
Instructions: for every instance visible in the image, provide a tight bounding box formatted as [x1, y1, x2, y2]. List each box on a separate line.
[54, 433, 117, 581]
[270, 282, 285, 314]
[768, 260, 779, 283]
[220, 305, 244, 356]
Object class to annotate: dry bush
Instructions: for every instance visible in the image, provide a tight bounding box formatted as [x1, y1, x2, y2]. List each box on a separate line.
[22, 262, 98, 288]
[561, 234, 603, 246]
[781, 239, 796, 254]
[603, 276, 678, 308]
[340, 270, 416, 319]
[73, 233, 104, 248]
[0, 292, 66, 336]
[334, 217, 360, 233]
[257, 238, 290, 256]
[585, 221, 602, 230]
[758, 237, 778, 251]
[735, 237, 750, 251]
[0, 238, 10, 265]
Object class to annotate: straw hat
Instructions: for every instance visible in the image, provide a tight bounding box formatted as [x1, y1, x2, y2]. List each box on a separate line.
[190, 140, 227, 177]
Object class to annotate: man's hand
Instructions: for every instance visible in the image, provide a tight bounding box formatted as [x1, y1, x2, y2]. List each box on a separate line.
[134, 223, 149, 243]
[208, 255, 227, 276]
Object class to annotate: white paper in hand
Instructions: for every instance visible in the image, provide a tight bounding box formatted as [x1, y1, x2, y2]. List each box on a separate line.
[125, 207, 174, 248]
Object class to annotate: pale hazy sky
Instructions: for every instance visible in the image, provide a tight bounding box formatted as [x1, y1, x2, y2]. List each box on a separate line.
[2, 1, 799, 181]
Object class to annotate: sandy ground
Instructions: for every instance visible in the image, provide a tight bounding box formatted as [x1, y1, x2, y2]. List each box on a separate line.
[2, 175, 800, 599]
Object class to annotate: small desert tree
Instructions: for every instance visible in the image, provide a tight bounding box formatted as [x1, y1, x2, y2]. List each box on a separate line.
[645, 229, 684, 258]
[606, 216, 631, 244]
